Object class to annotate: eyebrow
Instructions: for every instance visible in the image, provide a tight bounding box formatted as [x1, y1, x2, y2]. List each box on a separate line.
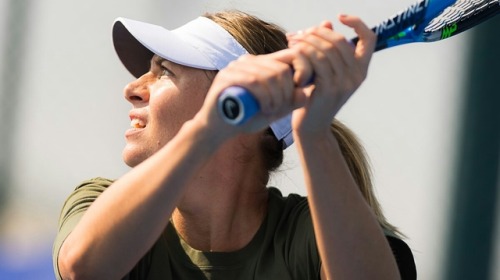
[151, 55, 165, 67]
[151, 55, 182, 71]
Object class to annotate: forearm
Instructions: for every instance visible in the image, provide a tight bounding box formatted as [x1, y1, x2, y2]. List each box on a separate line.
[58, 119, 226, 280]
[294, 130, 400, 280]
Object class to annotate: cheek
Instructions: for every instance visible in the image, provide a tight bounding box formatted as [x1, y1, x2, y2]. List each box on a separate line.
[149, 94, 184, 141]
[149, 84, 207, 140]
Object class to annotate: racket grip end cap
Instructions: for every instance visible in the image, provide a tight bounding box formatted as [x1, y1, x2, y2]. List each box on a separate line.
[217, 86, 259, 125]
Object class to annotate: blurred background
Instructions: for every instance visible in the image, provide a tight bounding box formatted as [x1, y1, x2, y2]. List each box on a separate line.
[0, 0, 498, 279]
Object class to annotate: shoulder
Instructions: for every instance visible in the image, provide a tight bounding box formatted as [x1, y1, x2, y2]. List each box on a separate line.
[265, 188, 315, 244]
[74, 177, 115, 191]
[65, 177, 115, 201]
[265, 188, 321, 278]
[385, 235, 417, 280]
[267, 187, 308, 211]
[267, 187, 311, 227]
[53, 177, 116, 279]
[59, 177, 115, 224]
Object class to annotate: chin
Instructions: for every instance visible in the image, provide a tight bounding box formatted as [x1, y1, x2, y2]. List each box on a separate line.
[122, 145, 149, 167]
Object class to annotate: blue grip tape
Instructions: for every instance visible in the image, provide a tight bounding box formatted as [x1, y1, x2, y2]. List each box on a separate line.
[217, 86, 260, 125]
[218, 74, 314, 125]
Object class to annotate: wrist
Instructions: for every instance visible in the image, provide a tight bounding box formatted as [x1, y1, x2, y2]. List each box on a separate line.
[293, 127, 340, 154]
[183, 112, 236, 149]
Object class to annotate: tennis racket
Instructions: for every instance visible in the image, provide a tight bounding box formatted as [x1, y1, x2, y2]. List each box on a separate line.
[218, 0, 500, 125]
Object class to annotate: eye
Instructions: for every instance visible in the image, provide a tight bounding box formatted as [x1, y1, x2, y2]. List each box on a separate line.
[150, 56, 175, 79]
[158, 67, 172, 79]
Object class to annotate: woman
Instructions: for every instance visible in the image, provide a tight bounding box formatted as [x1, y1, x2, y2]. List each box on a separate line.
[53, 10, 414, 279]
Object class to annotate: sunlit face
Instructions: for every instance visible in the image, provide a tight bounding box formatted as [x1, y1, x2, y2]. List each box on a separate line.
[122, 55, 214, 167]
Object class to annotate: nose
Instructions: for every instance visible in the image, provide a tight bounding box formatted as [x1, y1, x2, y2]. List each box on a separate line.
[124, 72, 155, 105]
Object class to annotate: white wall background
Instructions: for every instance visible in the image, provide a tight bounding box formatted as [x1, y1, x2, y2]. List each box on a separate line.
[1, 0, 496, 279]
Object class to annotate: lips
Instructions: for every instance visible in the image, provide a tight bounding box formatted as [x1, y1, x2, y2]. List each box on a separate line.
[129, 111, 147, 129]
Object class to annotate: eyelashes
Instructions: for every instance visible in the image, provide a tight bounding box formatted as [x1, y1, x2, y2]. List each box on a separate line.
[157, 67, 173, 79]
[150, 56, 175, 79]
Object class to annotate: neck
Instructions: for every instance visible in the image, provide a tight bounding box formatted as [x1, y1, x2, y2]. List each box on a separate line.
[171, 136, 269, 252]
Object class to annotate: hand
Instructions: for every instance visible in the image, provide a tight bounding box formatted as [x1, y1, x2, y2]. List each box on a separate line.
[199, 49, 304, 136]
[288, 15, 376, 137]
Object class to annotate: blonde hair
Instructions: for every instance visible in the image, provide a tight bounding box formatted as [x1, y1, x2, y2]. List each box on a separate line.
[332, 119, 405, 238]
[204, 10, 288, 55]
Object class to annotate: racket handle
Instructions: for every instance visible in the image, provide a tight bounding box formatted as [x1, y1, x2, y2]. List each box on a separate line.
[218, 75, 314, 125]
[217, 86, 260, 125]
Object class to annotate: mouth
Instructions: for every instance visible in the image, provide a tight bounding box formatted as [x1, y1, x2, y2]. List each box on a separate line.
[125, 116, 146, 138]
[130, 118, 146, 129]
[128, 109, 147, 130]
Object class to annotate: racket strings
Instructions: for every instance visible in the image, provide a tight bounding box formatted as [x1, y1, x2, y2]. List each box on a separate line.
[425, 0, 498, 31]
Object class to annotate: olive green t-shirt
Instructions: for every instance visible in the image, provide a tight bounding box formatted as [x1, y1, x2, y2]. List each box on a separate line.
[53, 178, 321, 280]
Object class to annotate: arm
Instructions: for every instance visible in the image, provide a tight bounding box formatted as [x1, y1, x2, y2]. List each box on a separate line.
[57, 120, 227, 280]
[295, 131, 400, 280]
[290, 15, 400, 279]
[57, 49, 301, 280]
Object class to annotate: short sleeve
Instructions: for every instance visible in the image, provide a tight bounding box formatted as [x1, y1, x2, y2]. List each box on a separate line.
[52, 178, 113, 280]
[287, 207, 321, 279]
[277, 193, 321, 280]
[386, 235, 417, 280]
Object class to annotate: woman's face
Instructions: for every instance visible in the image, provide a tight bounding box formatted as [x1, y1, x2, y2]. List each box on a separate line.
[122, 55, 213, 167]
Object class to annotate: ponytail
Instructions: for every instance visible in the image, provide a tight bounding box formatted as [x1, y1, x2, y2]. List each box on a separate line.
[331, 119, 405, 238]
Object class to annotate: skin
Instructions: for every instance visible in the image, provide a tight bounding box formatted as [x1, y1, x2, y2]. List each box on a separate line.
[122, 55, 215, 167]
[57, 14, 400, 280]
[290, 17, 400, 279]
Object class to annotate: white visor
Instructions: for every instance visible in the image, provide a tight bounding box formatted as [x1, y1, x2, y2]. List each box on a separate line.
[112, 16, 293, 149]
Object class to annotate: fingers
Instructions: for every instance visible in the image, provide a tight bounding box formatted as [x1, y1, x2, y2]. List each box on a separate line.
[338, 14, 376, 67]
[267, 49, 313, 88]
[209, 15, 375, 129]
[319, 20, 333, 30]
[220, 53, 296, 116]
[283, 15, 376, 131]
[287, 22, 355, 94]
[288, 15, 376, 88]
[291, 27, 355, 77]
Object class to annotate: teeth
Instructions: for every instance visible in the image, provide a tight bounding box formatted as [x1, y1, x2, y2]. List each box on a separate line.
[131, 119, 145, 128]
